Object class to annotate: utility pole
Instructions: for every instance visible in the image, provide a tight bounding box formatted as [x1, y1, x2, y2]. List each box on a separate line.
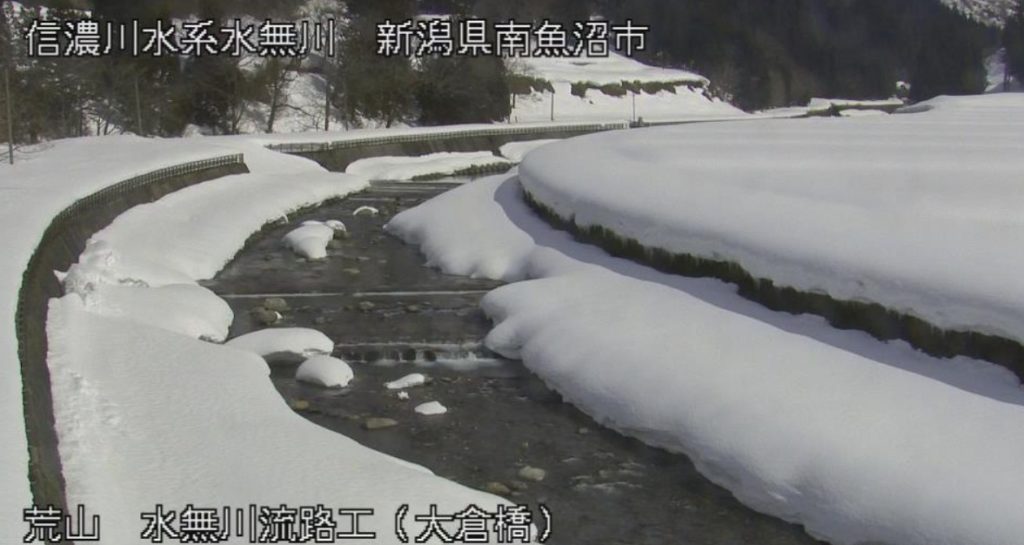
[4, 66, 12, 165]
[631, 91, 636, 123]
[549, 90, 554, 122]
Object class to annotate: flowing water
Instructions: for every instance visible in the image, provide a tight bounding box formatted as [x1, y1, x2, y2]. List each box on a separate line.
[202, 178, 821, 545]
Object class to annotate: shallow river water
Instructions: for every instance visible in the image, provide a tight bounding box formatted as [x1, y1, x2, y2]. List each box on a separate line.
[202, 179, 822, 545]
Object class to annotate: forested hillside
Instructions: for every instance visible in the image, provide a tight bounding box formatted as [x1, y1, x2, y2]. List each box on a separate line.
[0, 0, 1015, 145]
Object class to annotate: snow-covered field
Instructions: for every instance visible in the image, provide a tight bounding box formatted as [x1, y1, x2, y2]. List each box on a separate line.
[388, 170, 1024, 545]
[519, 93, 1024, 342]
[510, 52, 743, 123]
[345, 151, 512, 181]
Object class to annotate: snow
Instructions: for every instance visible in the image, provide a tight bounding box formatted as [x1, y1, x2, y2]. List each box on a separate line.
[498, 140, 561, 162]
[509, 51, 743, 123]
[60, 143, 367, 288]
[0, 135, 241, 540]
[296, 355, 354, 388]
[414, 401, 448, 416]
[17, 133, 514, 543]
[225, 327, 335, 363]
[67, 283, 233, 342]
[385, 373, 428, 390]
[518, 52, 708, 87]
[389, 170, 1024, 545]
[283, 222, 336, 259]
[353, 205, 380, 217]
[518, 93, 1024, 342]
[47, 298, 509, 544]
[0, 48, 740, 541]
[323, 219, 347, 232]
[345, 151, 512, 181]
[838, 108, 889, 117]
[806, 97, 904, 114]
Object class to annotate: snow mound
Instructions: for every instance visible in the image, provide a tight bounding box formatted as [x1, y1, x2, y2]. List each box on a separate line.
[385, 373, 427, 390]
[225, 327, 334, 363]
[519, 94, 1024, 342]
[345, 151, 511, 181]
[324, 219, 347, 232]
[386, 176, 537, 281]
[414, 401, 447, 416]
[498, 139, 561, 162]
[296, 355, 354, 388]
[77, 283, 232, 341]
[283, 222, 335, 259]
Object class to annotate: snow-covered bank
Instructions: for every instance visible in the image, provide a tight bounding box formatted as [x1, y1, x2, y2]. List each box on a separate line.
[389, 173, 1024, 545]
[345, 151, 512, 181]
[518, 94, 1024, 342]
[498, 140, 562, 163]
[47, 300, 505, 543]
[0, 136, 239, 539]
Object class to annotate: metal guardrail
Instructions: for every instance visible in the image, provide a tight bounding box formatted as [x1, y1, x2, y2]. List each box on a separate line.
[265, 122, 630, 154]
[51, 154, 245, 225]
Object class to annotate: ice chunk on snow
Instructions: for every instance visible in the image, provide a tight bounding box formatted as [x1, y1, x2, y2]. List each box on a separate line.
[385, 373, 426, 390]
[225, 328, 334, 364]
[397, 391, 410, 400]
[295, 356, 354, 388]
[414, 401, 447, 416]
[324, 219, 347, 232]
[283, 222, 335, 260]
[353, 206, 380, 217]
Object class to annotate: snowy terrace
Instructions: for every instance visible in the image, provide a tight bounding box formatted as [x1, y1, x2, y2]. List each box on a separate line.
[387, 94, 1024, 545]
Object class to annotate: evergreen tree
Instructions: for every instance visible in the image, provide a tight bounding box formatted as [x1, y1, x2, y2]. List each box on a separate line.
[910, 5, 988, 101]
[415, 54, 511, 125]
[1004, 0, 1024, 82]
[339, 0, 418, 127]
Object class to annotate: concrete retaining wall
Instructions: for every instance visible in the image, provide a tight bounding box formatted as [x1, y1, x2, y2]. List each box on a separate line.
[521, 189, 1024, 381]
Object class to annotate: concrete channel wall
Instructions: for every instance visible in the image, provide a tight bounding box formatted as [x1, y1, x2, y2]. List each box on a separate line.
[14, 122, 628, 542]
